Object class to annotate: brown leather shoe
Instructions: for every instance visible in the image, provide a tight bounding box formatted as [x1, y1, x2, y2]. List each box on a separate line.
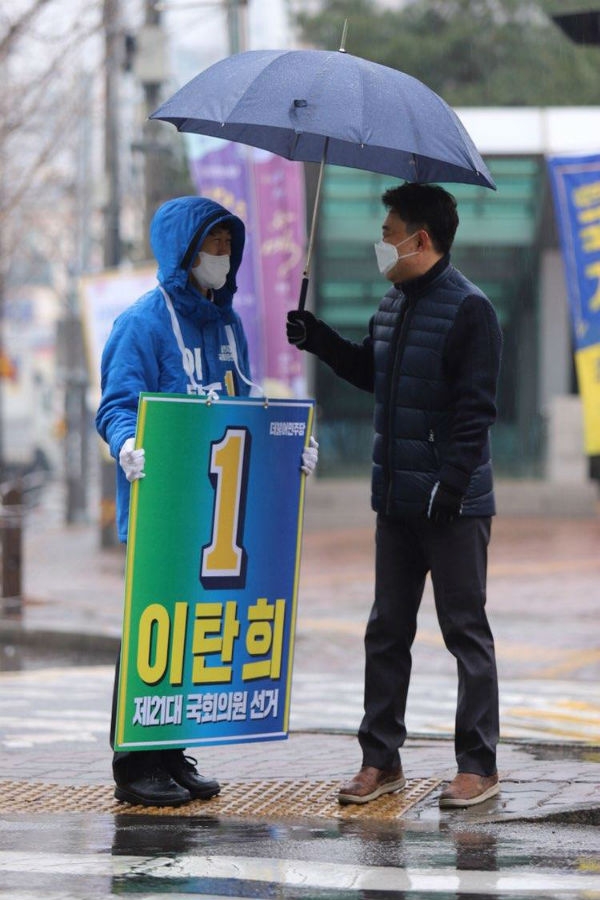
[338, 765, 406, 805]
[439, 772, 499, 808]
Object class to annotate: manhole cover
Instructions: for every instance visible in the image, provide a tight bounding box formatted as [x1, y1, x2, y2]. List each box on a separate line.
[0, 777, 440, 820]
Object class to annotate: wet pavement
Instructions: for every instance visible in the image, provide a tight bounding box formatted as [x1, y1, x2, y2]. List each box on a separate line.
[1, 811, 600, 899]
[1, 477, 600, 897]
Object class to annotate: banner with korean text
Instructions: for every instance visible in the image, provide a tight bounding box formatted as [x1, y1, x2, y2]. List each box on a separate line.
[548, 154, 600, 454]
[187, 136, 307, 397]
[113, 394, 314, 751]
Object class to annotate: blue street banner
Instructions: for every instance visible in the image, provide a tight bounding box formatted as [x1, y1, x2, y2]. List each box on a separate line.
[548, 154, 600, 454]
[114, 394, 314, 751]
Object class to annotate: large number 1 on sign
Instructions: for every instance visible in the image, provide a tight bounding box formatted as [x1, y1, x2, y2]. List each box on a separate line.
[200, 427, 250, 589]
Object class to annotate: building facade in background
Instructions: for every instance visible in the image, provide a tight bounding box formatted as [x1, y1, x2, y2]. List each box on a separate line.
[306, 108, 600, 493]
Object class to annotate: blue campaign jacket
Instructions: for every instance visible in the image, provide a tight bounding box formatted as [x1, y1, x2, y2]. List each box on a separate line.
[96, 196, 253, 541]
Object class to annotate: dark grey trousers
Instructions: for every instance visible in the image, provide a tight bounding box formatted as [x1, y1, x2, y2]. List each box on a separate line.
[358, 514, 499, 776]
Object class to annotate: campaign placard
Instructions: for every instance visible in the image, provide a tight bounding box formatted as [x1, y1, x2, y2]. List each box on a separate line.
[114, 394, 314, 750]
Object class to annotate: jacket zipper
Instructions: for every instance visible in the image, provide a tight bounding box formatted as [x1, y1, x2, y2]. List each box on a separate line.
[384, 295, 416, 514]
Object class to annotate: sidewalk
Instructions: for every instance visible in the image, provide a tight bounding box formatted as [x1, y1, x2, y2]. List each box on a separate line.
[1, 477, 599, 826]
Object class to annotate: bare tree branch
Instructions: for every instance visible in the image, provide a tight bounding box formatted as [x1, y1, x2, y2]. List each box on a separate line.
[0, 0, 56, 58]
[0, 17, 102, 141]
[0, 0, 107, 285]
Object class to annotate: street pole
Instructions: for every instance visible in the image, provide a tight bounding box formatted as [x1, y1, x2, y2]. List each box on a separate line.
[61, 282, 89, 525]
[103, 0, 122, 271]
[101, 0, 122, 547]
[61, 74, 93, 526]
[226, 0, 248, 54]
[138, 0, 168, 260]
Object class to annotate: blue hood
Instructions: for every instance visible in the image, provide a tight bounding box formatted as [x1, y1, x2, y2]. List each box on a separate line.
[150, 196, 245, 310]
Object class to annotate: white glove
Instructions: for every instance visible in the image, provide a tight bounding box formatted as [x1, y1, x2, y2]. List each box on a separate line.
[119, 437, 145, 483]
[301, 436, 319, 476]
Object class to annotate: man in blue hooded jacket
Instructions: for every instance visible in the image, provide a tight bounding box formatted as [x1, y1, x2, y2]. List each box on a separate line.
[97, 196, 318, 806]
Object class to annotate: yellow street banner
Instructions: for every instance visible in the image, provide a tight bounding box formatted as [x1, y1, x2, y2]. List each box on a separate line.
[548, 154, 600, 455]
[575, 345, 600, 455]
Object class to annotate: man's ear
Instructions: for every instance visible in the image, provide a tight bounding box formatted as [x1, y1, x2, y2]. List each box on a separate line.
[417, 229, 430, 250]
[419, 229, 440, 256]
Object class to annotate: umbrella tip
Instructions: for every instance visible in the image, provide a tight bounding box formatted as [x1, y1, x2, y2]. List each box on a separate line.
[338, 19, 349, 52]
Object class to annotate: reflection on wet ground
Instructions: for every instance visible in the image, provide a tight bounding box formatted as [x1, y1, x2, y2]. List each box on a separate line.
[1, 812, 600, 900]
[0, 640, 115, 672]
[107, 814, 600, 872]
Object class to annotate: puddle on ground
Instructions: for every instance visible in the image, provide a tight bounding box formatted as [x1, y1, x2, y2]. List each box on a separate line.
[0, 640, 116, 672]
[517, 741, 600, 764]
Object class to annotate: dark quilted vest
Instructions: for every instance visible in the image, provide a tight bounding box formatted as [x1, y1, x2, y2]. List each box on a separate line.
[371, 265, 495, 518]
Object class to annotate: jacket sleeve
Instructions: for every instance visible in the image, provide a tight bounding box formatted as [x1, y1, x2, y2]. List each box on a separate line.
[438, 295, 503, 494]
[303, 316, 375, 393]
[95, 309, 161, 459]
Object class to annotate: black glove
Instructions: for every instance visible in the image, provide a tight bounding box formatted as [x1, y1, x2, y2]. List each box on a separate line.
[427, 481, 463, 524]
[286, 310, 317, 348]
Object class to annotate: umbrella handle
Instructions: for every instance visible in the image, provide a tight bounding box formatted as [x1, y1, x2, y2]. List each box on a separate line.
[298, 276, 309, 311]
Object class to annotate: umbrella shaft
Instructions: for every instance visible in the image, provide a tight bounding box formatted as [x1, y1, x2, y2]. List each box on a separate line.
[304, 138, 328, 280]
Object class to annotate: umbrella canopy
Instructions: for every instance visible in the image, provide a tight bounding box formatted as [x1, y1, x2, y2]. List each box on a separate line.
[151, 48, 495, 190]
[151, 48, 495, 308]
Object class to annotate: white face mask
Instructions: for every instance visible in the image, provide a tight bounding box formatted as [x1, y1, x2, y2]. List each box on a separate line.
[374, 233, 420, 275]
[191, 252, 230, 291]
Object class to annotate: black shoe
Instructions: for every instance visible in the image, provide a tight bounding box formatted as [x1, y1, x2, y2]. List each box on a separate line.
[163, 750, 221, 800]
[114, 767, 192, 807]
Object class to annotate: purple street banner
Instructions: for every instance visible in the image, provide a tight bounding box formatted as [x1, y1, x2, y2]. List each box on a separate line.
[114, 394, 314, 751]
[548, 154, 600, 454]
[188, 139, 307, 397]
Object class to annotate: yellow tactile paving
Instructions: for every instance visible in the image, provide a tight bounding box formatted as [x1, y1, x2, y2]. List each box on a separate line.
[0, 777, 440, 820]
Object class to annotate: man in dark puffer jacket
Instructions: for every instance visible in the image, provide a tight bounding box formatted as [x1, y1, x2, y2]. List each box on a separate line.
[287, 183, 503, 809]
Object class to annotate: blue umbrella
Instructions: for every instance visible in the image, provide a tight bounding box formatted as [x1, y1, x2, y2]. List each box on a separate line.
[151, 48, 495, 308]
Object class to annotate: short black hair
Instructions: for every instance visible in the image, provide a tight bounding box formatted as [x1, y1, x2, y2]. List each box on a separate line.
[208, 222, 232, 235]
[381, 183, 459, 255]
